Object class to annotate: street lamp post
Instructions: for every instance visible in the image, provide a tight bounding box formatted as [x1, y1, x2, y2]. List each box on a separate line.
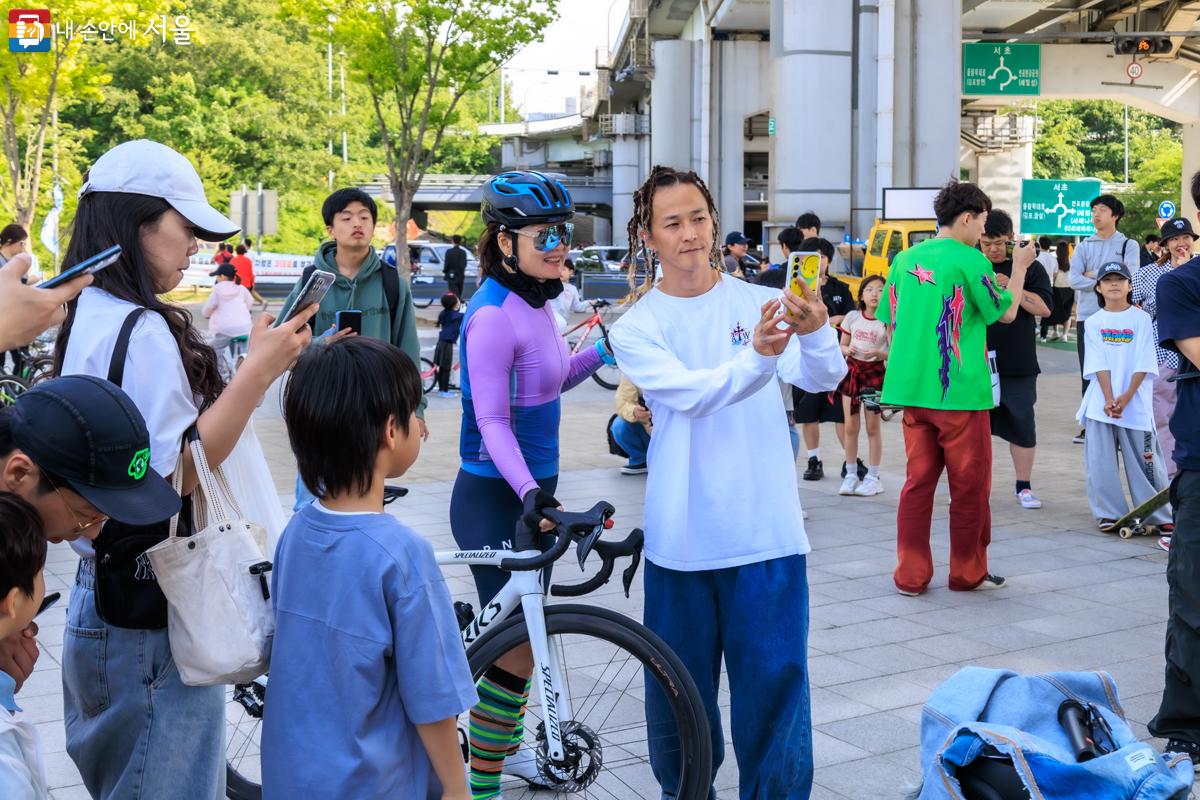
[327, 15, 336, 189]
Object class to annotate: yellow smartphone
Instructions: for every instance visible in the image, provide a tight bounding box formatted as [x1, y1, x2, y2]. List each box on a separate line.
[786, 252, 821, 317]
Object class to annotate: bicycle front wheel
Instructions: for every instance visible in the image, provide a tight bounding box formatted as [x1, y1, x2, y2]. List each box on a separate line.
[466, 604, 712, 800]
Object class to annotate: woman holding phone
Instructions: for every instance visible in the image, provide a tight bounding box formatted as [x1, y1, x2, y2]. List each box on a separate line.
[450, 171, 609, 798]
[52, 139, 316, 800]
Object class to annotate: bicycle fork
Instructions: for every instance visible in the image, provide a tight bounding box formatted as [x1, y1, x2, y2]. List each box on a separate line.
[521, 590, 575, 763]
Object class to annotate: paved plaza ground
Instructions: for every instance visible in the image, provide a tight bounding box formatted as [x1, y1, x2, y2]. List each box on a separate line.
[26, 304, 1195, 798]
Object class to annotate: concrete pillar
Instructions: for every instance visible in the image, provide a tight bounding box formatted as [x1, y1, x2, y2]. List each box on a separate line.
[852, 0, 880, 245]
[1183, 123, 1200, 223]
[651, 40, 696, 170]
[592, 215, 613, 246]
[611, 135, 640, 247]
[712, 40, 770, 238]
[977, 142, 1033, 231]
[893, 0, 961, 185]
[769, 0, 853, 231]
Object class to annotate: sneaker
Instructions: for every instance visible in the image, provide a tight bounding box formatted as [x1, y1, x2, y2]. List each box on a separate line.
[972, 574, 1007, 591]
[897, 587, 924, 597]
[436, 390, 458, 398]
[1016, 489, 1043, 509]
[1073, 430, 1086, 444]
[620, 463, 648, 475]
[855, 475, 883, 496]
[503, 743, 554, 788]
[1098, 519, 1117, 532]
[1158, 535, 1172, 552]
[1164, 739, 1200, 772]
[803, 456, 824, 481]
[1039, 336, 1048, 343]
[856, 458, 868, 481]
[838, 474, 859, 496]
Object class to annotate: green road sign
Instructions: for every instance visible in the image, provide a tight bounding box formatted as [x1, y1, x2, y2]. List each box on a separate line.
[963, 43, 1041, 95]
[1020, 179, 1102, 236]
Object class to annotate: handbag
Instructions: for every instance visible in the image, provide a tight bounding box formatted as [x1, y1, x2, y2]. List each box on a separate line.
[145, 427, 274, 686]
[93, 308, 188, 629]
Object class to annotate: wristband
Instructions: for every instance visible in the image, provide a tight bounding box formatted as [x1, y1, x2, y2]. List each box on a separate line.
[595, 338, 617, 367]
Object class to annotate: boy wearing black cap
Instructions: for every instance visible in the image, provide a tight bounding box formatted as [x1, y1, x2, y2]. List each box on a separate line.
[0, 494, 50, 798]
[1075, 261, 1170, 531]
[0, 376, 180, 697]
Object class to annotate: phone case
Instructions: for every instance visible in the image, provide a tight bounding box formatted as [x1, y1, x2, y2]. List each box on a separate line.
[785, 252, 821, 318]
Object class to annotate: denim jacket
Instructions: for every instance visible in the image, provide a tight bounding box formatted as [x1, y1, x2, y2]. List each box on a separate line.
[915, 667, 1193, 800]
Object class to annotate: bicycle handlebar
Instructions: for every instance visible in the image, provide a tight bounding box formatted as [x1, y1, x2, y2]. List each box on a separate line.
[550, 528, 643, 599]
[499, 502, 615, 573]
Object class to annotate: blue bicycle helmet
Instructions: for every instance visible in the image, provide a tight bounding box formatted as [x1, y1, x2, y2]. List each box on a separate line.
[481, 171, 574, 228]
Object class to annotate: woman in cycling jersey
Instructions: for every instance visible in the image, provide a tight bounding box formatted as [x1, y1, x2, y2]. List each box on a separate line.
[450, 171, 609, 798]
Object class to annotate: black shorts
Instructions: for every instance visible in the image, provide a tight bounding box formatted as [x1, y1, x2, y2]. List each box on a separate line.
[990, 374, 1037, 448]
[792, 386, 844, 425]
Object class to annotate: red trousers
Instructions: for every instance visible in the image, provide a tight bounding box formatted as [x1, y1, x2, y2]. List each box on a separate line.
[895, 407, 993, 594]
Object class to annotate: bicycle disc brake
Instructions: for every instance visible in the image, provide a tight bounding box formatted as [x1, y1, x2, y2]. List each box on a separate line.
[533, 720, 603, 791]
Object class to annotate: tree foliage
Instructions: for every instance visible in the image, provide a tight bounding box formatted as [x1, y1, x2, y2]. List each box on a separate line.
[290, 0, 556, 277]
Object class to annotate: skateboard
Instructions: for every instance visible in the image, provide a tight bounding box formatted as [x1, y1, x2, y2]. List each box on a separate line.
[1109, 486, 1171, 539]
[858, 390, 903, 421]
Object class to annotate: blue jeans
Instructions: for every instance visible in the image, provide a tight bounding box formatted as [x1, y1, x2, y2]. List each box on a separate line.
[62, 559, 225, 800]
[611, 418, 650, 467]
[644, 555, 813, 800]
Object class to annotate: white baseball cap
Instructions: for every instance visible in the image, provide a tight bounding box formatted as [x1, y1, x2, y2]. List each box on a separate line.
[78, 140, 239, 241]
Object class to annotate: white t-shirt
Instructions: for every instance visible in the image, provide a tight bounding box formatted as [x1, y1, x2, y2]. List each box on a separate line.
[549, 281, 590, 333]
[609, 275, 847, 571]
[842, 310, 889, 362]
[60, 288, 198, 556]
[1076, 305, 1158, 432]
[1036, 250, 1058, 275]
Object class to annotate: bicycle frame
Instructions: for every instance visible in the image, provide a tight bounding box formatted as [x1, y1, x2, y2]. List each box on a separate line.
[434, 547, 574, 762]
[564, 312, 607, 356]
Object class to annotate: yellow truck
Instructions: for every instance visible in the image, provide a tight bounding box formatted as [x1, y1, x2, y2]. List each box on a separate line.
[837, 218, 938, 296]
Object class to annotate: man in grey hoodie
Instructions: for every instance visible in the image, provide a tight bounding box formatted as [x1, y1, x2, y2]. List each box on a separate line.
[1068, 194, 1140, 443]
[280, 188, 427, 509]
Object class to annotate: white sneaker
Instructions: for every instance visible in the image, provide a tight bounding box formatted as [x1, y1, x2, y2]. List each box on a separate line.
[838, 474, 859, 496]
[1016, 489, 1043, 509]
[503, 743, 552, 788]
[855, 475, 883, 496]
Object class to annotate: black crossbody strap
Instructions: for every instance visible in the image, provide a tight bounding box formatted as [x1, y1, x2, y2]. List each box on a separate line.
[107, 308, 148, 386]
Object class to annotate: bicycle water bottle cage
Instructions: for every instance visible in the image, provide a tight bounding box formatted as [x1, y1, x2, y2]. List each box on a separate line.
[453, 601, 474, 632]
[957, 752, 1031, 800]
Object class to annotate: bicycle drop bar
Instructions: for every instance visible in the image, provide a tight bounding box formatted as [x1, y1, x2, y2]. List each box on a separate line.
[551, 528, 644, 599]
[499, 502, 616, 572]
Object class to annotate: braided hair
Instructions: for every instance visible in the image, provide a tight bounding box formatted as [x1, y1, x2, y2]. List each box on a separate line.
[624, 166, 723, 301]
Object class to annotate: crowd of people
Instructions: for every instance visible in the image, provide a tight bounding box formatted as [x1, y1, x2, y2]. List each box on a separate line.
[0, 136, 1193, 800]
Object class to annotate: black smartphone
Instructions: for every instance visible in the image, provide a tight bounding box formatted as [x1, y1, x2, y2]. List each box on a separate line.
[276, 269, 335, 327]
[38, 245, 122, 290]
[36, 591, 60, 617]
[335, 309, 363, 335]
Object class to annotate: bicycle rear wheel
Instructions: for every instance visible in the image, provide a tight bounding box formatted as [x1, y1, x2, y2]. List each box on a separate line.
[466, 604, 711, 800]
[23, 356, 54, 386]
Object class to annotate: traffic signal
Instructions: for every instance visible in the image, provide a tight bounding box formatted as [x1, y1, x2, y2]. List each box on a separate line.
[1115, 35, 1172, 55]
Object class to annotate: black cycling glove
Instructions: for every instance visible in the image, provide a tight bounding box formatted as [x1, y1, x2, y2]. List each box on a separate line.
[522, 488, 561, 530]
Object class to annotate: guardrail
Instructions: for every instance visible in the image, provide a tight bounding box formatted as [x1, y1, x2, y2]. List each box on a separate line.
[184, 251, 314, 288]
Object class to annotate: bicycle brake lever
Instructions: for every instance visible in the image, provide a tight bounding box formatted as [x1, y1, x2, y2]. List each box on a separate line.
[576, 525, 604, 569]
[621, 548, 641, 598]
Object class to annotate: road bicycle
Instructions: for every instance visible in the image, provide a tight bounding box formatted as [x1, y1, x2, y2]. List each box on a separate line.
[565, 299, 621, 390]
[224, 497, 713, 799]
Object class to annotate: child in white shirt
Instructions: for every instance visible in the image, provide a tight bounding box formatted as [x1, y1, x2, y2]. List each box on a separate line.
[1077, 262, 1171, 531]
[838, 274, 890, 497]
[0, 494, 49, 800]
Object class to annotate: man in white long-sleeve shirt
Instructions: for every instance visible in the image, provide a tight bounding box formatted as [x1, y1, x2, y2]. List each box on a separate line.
[1069, 194, 1140, 442]
[609, 166, 846, 800]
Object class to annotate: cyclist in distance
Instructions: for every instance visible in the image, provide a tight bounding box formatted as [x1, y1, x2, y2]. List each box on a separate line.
[449, 170, 612, 798]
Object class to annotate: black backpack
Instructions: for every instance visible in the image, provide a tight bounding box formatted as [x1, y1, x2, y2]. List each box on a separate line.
[298, 258, 400, 333]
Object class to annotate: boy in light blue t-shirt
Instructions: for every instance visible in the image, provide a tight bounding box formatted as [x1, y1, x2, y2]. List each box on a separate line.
[263, 337, 477, 799]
